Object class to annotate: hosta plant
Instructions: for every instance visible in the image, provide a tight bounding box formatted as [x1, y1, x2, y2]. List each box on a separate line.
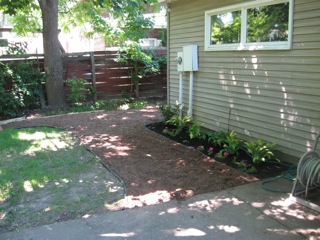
[223, 131, 242, 156]
[165, 116, 192, 137]
[244, 139, 277, 164]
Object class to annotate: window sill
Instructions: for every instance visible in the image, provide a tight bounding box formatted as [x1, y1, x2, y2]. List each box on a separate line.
[205, 42, 292, 51]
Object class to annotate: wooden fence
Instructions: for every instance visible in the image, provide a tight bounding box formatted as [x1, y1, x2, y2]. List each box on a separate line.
[0, 49, 167, 102]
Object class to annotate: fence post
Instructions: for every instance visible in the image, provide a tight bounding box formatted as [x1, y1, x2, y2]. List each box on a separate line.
[90, 52, 97, 102]
[36, 49, 46, 108]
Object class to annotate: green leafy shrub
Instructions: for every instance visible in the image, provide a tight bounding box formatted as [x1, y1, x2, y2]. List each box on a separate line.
[207, 130, 228, 147]
[165, 116, 191, 137]
[128, 100, 147, 109]
[0, 60, 45, 119]
[159, 103, 179, 122]
[158, 29, 167, 47]
[223, 131, 242, 155]
[233, 160, 258, 173]
[188, 122, 205, 140]
[66, 78, 90, 104]
[244, 139, 277, 164]
[216, 131, 242, 158]
[156, 55, 167, 68]
[94, 100, 108, 109]
[116, 40, 161, 98]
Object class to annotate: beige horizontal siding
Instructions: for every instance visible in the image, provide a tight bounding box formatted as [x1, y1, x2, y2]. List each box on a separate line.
[168, 0, 320, 160]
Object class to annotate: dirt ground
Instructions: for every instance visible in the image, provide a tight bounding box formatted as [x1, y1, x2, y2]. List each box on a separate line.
[3, 105, 257, 207]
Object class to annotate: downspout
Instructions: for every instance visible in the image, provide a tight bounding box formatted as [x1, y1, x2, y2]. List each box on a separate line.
[166, 2, 171, 105]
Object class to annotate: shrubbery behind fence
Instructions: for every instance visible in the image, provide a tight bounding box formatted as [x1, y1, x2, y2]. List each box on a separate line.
[1, 49, 167, 103]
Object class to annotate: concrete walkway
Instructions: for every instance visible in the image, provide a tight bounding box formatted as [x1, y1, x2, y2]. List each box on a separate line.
[1, 179, 319, 240]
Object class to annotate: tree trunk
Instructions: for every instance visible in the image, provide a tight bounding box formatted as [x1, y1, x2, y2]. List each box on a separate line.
[39, 0, 67, 109]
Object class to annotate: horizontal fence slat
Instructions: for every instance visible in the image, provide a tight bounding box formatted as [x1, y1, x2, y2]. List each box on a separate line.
[1, 50, 167, 101]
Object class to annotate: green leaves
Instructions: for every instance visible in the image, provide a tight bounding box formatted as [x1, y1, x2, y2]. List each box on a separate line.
[116, 40, 162, 97]
[223, 131, 242, 156]
[159, 103, 179, 122]
[0, 56, 45, 119]
[65, 78, 90, 104]
[188, 122, 205, 140]
[0, 0, 33, 15]
[3, 0, 157, 46]
[165, 116, 191, 137]
[244, 140, 277, 164]
[207, 130, 228, 147]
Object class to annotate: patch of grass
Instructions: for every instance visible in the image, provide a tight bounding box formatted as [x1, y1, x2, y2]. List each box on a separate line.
[0, 127, 124, 233]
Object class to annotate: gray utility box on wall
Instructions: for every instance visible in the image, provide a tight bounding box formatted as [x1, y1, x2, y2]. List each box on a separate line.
[183, 45, 198, 72]
[176, 45, 199, 72]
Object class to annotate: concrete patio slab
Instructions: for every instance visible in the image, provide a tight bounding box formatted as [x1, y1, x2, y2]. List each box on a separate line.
[1, 180, 319, 240]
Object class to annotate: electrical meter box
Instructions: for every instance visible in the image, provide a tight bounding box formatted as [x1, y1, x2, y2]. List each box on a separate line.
[176, 52, 184, 72]
[183, 45, 198, 71]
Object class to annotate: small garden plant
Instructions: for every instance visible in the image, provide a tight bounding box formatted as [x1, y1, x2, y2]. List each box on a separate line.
[244, 139, 278, 164]
[66, 77, 92, 104]
[188, 122, 206, 140]
[158, 103, 179, 122]
[158, 103, 279, 174]
[217, 131, 242, 158]
[165, 115, 192, 137]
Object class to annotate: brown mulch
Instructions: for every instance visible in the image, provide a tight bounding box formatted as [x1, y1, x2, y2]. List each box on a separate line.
[3, 106, 257, 207]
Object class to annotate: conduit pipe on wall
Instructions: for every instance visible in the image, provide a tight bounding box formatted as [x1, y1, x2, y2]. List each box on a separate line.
[188, 71, 194, 117]
[176, 52, 184, 106]
[182, 45, 198, 118]
[176, 45, 198, 117]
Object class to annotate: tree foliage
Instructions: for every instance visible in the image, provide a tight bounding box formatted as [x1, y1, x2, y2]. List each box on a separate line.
[0, 0, 36, 15]
[247, 3, 289, 42]
[116, 40, 161, 98]
[0, 0, 158, 109]
[211, 11, 241, 45]
[60, 0, 157, 45]
[211, 2, 289, 45]
[2, 0, 157, 45]
[0, 61, 45, 119]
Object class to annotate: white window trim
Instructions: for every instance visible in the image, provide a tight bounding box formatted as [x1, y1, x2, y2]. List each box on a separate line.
[204, 0, 294, 51]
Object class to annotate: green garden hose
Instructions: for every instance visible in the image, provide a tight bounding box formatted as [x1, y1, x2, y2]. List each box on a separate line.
[260, 162, 298, 193]
[263, 134, 320, 195]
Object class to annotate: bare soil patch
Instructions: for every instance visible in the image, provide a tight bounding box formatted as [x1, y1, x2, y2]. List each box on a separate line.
[4, 106, 258, 209]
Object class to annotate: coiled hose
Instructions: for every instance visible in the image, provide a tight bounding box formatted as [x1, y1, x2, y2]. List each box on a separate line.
[292, 134, 320, 197]
[296, 150, 320, 196]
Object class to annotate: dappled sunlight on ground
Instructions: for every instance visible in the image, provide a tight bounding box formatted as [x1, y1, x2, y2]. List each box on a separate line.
[173, 228, 207, 237]
[188, 196, 244, 213]
[124, 188, 196, 208]
[3, 106, 319, 239]
[80, 132, 135, 159]
[262, 196, 320, 224]
[99, 232, 136, 237]
[126, 191, 172, 207]
[94, 113, 109, 119]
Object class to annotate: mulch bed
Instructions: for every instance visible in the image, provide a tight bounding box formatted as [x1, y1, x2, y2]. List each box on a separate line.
[3, 106, 285, 207]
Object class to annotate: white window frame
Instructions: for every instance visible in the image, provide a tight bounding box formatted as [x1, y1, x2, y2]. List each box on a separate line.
[204, 0, 294, 51]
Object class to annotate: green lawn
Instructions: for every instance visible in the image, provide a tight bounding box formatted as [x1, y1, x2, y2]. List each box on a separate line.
[0, 127, 124, 233]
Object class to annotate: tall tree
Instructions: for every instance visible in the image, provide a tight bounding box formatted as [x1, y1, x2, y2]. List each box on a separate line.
[40, 0, 66, 108]
[0, 0, 157, 109]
